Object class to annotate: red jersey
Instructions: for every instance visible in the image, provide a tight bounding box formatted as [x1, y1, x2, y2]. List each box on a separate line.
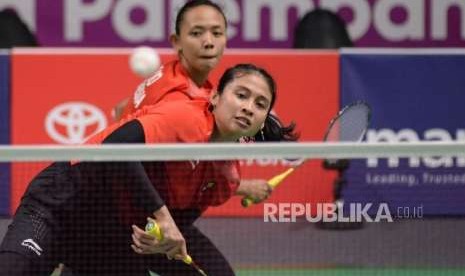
[121, 60, 213, 118]
[87, 100, 240, 211]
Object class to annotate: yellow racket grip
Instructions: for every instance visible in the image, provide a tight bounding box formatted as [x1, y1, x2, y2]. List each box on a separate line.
[145, 219, 193, 265]
[241, 168, 295, 208]
[145, 219, 163, 241]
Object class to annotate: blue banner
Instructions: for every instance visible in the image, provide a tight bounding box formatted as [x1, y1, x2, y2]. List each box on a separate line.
[341, 50, 465, 216]
[0, 51, 10, 216]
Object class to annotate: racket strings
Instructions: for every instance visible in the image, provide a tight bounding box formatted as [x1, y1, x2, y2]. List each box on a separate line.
[325, 104, 371, 142]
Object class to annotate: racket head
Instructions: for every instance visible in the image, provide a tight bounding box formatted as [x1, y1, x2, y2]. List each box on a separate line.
[285, 102, 371, 168]
[323, 101, 371, 143]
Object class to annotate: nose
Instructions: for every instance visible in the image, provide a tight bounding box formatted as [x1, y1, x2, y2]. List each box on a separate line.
[203, 32, 214, 49]
[241, 100, 254, 116]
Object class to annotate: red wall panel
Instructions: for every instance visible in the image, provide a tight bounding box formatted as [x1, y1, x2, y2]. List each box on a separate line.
[11, 48, 339, 216]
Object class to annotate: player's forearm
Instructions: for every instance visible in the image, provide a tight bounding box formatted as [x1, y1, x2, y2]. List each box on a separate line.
[120, 161, 166, 212]
[101, 119, 165, 212]
[75, 161, 165, 213]
[153, 205, 173, 220]
[236, 179, 251, 196]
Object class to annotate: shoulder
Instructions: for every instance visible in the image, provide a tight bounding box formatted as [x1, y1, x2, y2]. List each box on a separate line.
[154, 101, 211, 130]
[146, 60, 186, 88]
[140, 60, 190, 103]
[137, 101, 213, 143]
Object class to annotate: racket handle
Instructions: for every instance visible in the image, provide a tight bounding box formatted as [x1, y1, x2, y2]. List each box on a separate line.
[145, 220, 193, 265]
[241, 168, 295, 208]
[145, 219, 163, 240]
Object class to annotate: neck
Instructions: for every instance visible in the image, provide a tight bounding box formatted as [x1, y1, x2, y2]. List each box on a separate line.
[179, 58, 208, 87]
[209, 127, 237, 142]
[190, 71, 208, 87]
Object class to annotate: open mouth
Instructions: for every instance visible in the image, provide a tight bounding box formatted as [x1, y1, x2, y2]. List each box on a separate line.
[235, 116, 251, 128]
[200, 55, 217, 60]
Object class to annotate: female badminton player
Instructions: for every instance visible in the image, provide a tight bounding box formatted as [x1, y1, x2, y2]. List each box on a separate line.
[0, 64, 297, 275]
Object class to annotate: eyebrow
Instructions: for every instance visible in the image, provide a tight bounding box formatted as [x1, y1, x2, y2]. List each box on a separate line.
[236, 85, 271, 105]
[190, 24, 224, 30]
[235, 85, 252, 94]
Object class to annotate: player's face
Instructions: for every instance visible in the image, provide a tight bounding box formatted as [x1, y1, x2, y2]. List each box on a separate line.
[211, 73, 272, 141]
[173, 5, 227, 76]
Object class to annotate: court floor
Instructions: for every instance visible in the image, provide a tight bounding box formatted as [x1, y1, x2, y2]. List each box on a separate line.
[235, 269, 465, 276]
[3, 217, 465, 275]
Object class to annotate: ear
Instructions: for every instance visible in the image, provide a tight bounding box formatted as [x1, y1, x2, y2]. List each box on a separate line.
[210, 90, 219, 107]
[169, 34, 182, 53]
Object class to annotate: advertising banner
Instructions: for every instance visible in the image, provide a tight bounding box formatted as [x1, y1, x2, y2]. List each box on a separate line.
[1, 0, 464, 48]
[0, 51, 9, 216]
[10, 48, 339, 216]
[341, 49, 465, 216]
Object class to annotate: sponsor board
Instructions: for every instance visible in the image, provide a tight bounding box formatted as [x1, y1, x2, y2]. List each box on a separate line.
[1, 0, 464, 47]
[341, 50, 465, 215]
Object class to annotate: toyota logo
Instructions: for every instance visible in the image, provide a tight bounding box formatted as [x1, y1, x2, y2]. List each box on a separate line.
[45, 102, 107, 144]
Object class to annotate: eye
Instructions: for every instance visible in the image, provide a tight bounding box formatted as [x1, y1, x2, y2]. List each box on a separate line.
[190, 30, 202, 37]
[213, 31, 224, 37]
[256, 102, 268, 110]
[235, 91, 247, 99]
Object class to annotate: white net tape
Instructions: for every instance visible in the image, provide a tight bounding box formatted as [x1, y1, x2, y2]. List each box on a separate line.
[0, 141, 464, 161]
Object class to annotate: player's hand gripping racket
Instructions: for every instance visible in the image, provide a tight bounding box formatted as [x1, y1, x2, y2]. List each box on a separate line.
[145, 219, 208, 276]
[241, 101, 372, 207]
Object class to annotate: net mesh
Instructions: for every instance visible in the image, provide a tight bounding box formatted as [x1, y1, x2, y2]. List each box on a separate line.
[0, 142, 464, 275]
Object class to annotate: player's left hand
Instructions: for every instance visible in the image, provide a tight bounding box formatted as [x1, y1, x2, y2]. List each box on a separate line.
[236, 179, 273, 203]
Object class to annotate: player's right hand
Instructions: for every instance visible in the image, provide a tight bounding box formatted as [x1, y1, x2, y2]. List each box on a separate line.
[154, 214, 188, 261]
[131, 206, 188, 260]
[131, 223, 165, 255]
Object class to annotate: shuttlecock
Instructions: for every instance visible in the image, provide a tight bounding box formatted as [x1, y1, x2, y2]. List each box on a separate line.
[129, 46, 161, 78]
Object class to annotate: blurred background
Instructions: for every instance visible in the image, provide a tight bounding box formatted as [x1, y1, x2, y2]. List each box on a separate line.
[1, 0, 463, 48]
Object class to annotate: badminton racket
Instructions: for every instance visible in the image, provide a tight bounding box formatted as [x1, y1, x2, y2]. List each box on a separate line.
[241, 101, 371, 207]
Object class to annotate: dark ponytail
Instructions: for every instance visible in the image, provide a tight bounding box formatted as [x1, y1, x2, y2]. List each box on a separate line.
[255, 113, 299, 142]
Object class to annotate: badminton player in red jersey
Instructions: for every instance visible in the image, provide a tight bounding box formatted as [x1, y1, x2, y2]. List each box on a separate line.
[115, 0, 226, 119]
[115, 0, 297, 207]
[0, 64, 298, 275]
